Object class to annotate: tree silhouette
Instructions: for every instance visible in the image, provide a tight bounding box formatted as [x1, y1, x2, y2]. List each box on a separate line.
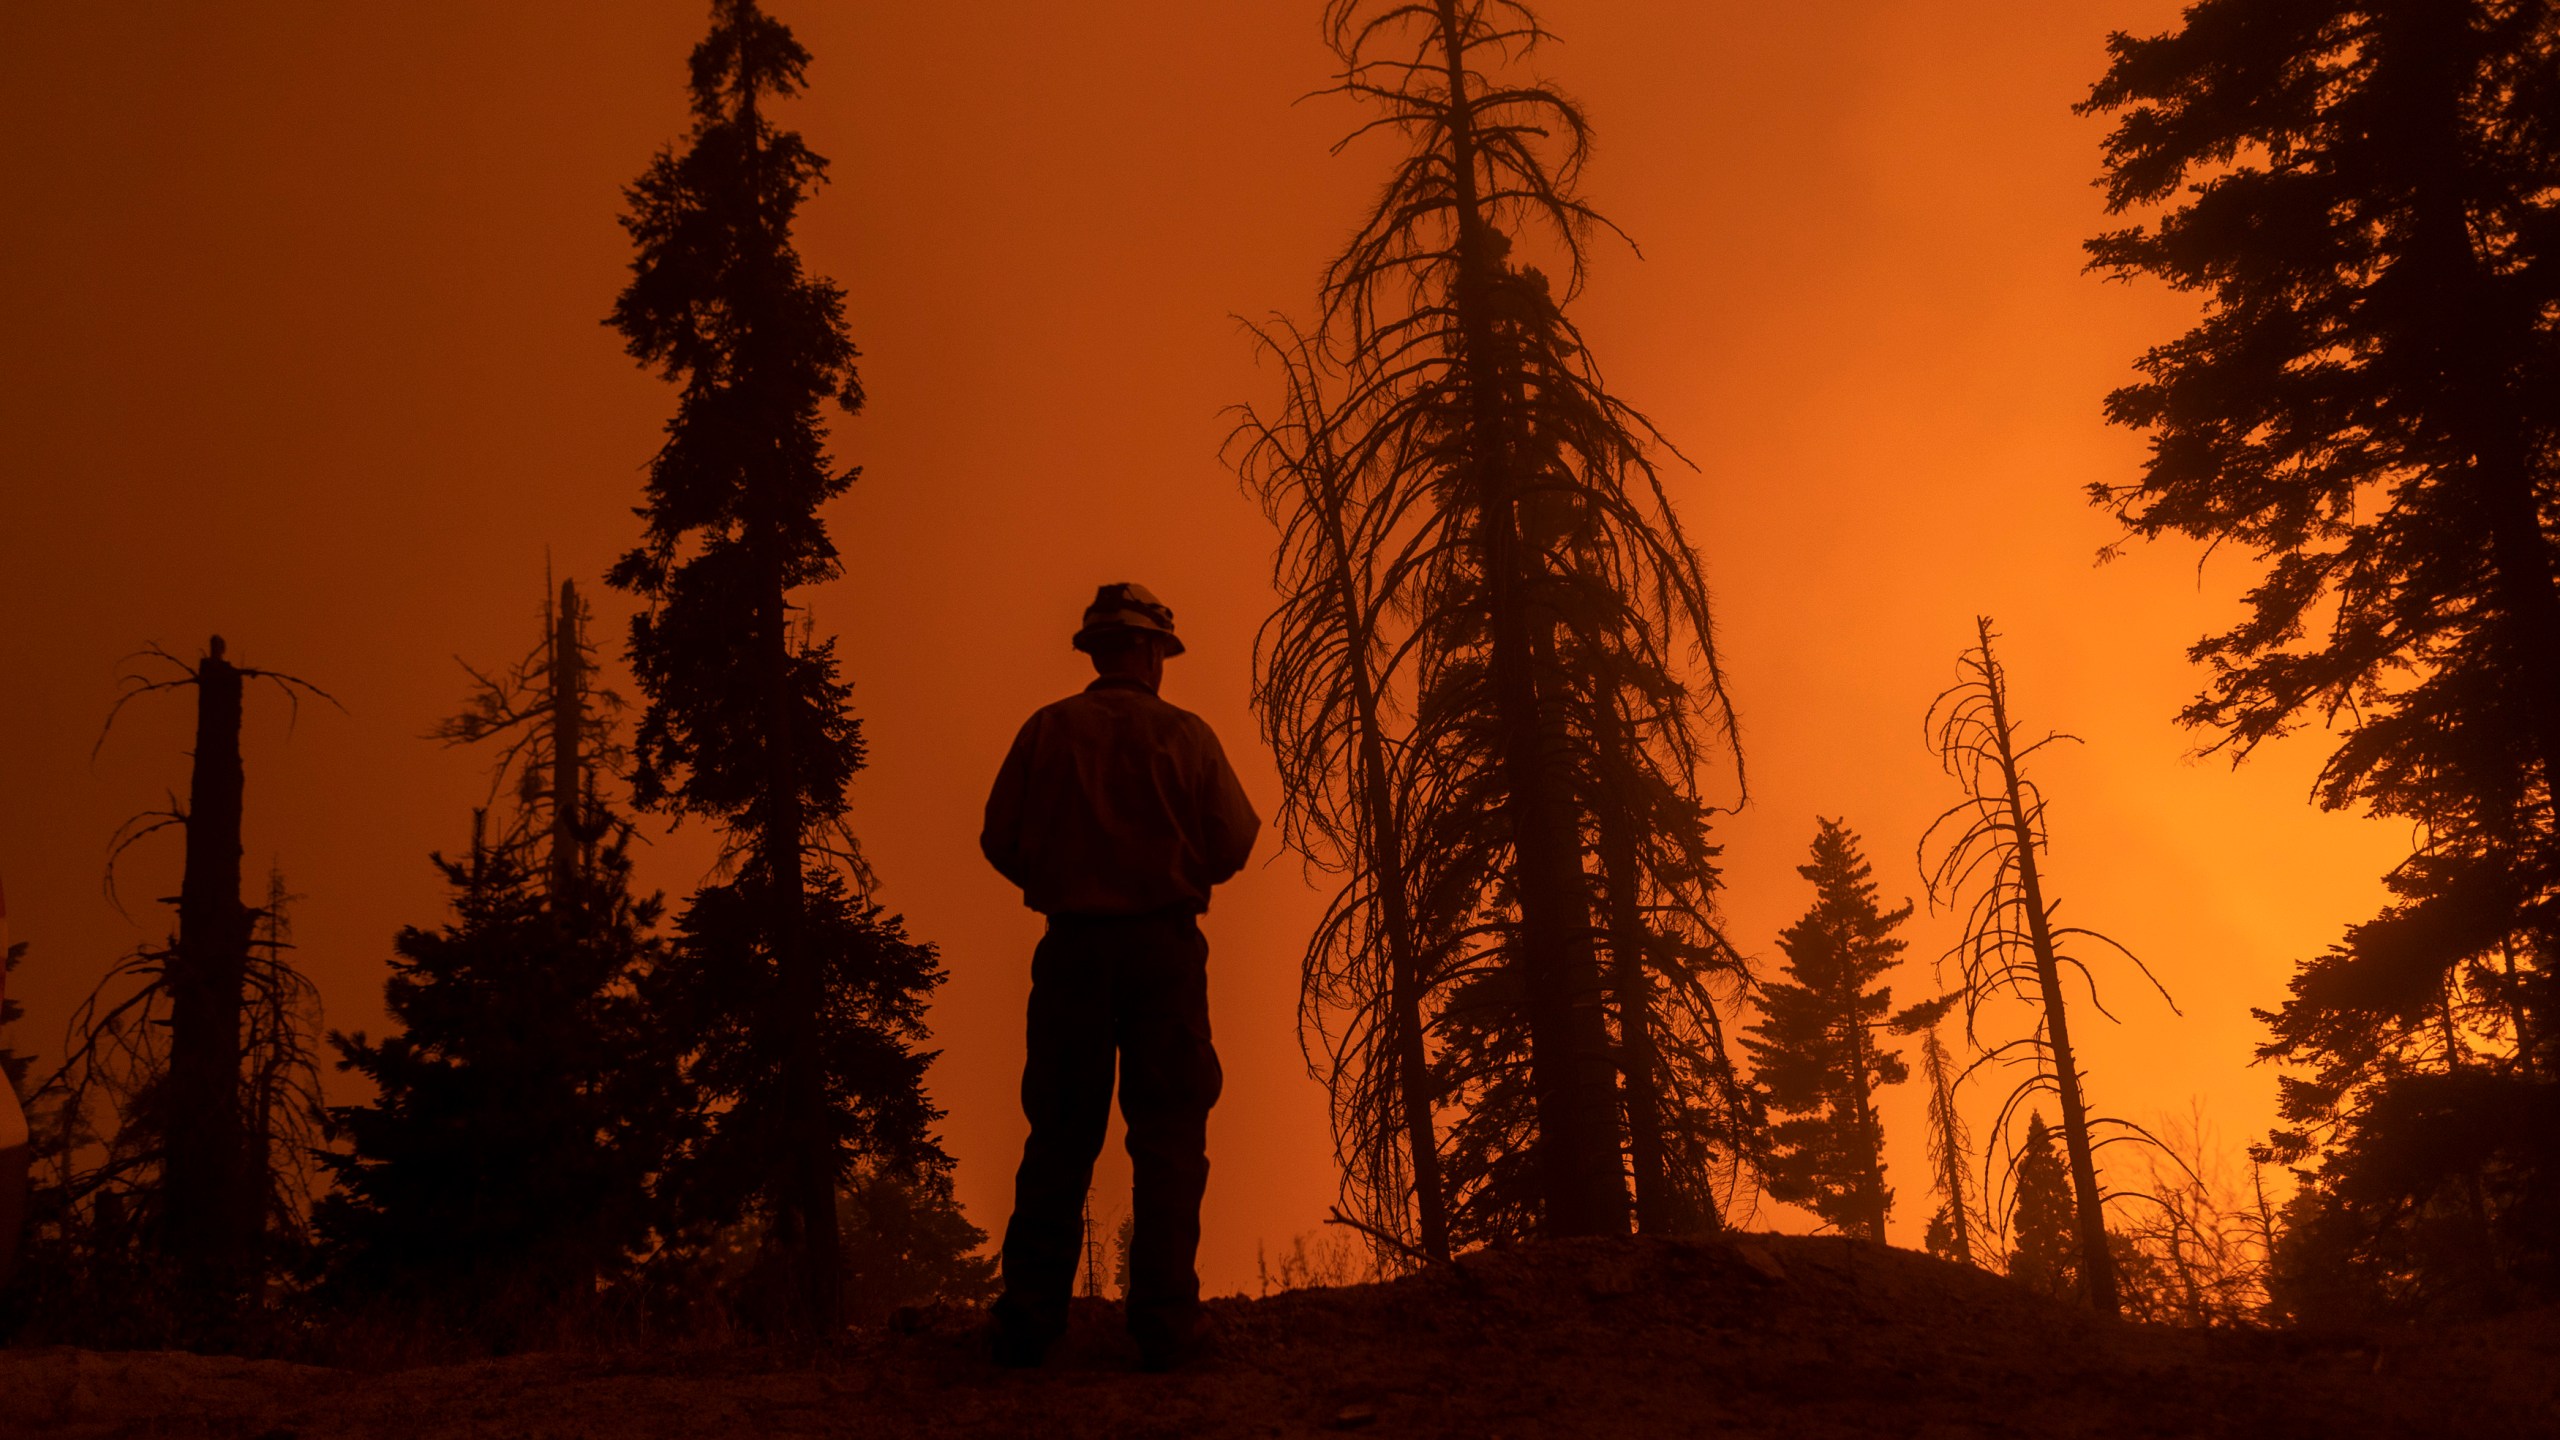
[607, 0, 947, 1331]
[1923, 619, 2173, 1315]
[240, 873, 325, 1273]
[316, 581, 676, 1340]
[159, 638, 262, 1300]
[2081, 1, 2560, 1309]
[832, 1162, 995, 1326]
[1745, 819, 1910, 1243]
[2110, 1109, 2272, 1326]
[1247, 0, 1744, 1248]
[433, 579, 625, 913]
[1236, 325, 1451, 1261]
[1892, 992, 1978, 1267]
[24, 639, 328, 1334]
[2007, 1113, 2078, 1301]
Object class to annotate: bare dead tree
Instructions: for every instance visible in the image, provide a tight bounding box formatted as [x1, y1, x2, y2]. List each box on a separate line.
[1235, 322, 1451, 1263]
[433, 577, 627, 910]
[63, 638, 335, 1309]
[1920, 617, 2174, 1316]
[1892, 992, 1979, 1266]
[2110, 1106, 2270, 1326]
[33, 865, 324, 1318]
[241, 870, 325, 1272]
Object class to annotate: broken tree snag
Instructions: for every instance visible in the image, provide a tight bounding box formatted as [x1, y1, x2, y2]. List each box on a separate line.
[1923, 619, 2177, 1318]
[164, 636, 258, 1299]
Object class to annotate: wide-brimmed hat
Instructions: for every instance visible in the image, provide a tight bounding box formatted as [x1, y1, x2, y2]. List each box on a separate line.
[1072, 582, 1185, 657]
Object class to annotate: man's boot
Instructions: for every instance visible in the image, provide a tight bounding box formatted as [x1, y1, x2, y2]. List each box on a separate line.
[989, 1294, 1061, 1369]
[1130, 1306, 1207, 1373]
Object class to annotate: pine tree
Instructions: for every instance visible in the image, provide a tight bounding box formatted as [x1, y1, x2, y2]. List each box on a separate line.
[320, 837, 669, 1332]
[1586, 656, 1752, 1239]
[317, 584, 675, 1337]
[2008, 1113, 2078, 1301]
[608, 0, 947, 1330]
[2080, 0, 2560, 1312]
[833, 1162, 995, 1326]
[1744, 820, 1910, 1243]
[1112, 1207, 1135, 1300]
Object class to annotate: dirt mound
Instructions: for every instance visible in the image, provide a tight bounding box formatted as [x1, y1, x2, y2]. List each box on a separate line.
[8, 1234, 2556, 1438]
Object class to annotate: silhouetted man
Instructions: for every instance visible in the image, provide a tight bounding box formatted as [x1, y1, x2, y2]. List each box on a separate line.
[981, 583, 1260, 1371]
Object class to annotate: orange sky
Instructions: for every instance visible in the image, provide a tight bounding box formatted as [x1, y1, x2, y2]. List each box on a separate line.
[0, 1, 2406, 1293]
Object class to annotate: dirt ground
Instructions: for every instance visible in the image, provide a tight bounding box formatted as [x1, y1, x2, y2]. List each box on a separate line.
[8, 1234, 2556, 1439]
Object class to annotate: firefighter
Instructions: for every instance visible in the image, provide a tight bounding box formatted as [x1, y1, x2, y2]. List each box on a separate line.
[980, 583, 1260, 1371]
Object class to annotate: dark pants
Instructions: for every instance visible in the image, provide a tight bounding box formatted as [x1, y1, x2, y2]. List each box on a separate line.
[997, 910, 1223, 1342]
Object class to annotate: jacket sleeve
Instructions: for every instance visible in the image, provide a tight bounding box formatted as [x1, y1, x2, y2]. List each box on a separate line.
[1194, 722, 1261, 885]
[980, 716, 1041, 889]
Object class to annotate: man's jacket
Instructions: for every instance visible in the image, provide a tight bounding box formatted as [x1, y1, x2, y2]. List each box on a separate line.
[981, 676, 1260, 916]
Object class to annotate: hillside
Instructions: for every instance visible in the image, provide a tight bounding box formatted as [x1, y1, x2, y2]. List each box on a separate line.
[9, 1234, 2555, 1439]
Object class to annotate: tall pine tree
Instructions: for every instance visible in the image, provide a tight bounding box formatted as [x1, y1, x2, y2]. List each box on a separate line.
[1745, 819, 1910, 1243]
[608, 0, 947, 1330]
[2081, 0, 2560, 1313]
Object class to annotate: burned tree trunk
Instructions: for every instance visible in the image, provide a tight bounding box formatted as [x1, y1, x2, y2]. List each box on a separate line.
[1328, 507, 1451, 1261]
[1978, 629, 2117, 1315]
[163, 635, 256, 1297]
[1431, 0, 1626, 1237]
[758, 553, 842, 1324]
[1590, 700, 1680, 1233]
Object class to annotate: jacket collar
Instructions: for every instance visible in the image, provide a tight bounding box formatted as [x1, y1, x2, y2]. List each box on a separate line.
[1086, 675, 1159, 696]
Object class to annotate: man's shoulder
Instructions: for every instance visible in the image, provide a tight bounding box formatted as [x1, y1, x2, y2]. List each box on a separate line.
[1035, 685, 1216, 738]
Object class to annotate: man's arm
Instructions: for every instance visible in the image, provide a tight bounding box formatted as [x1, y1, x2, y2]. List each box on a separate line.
[1194, 723, 1261, 886]
[980, 715, 1043, 889]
